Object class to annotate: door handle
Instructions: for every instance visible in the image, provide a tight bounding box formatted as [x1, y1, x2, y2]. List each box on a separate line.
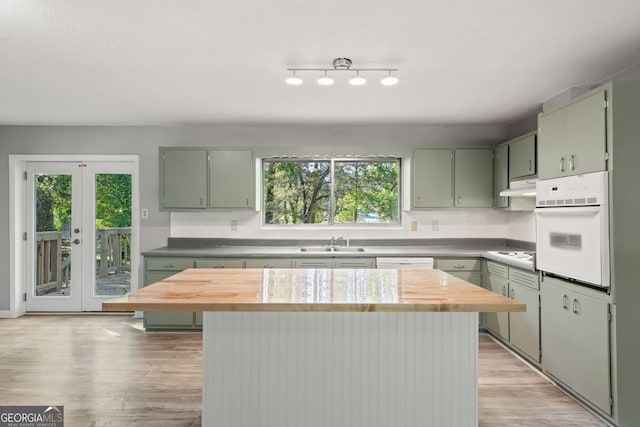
[74, 228, 80, 234]
[72, 239, 80, 245]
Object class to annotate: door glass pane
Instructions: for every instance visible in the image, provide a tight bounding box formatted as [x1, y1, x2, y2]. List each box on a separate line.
[95, 173, 132, 296]
[34, 173, 72, 296]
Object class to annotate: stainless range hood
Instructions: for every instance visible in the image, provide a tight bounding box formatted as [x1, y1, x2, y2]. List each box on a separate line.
[499, 178, 537, 197]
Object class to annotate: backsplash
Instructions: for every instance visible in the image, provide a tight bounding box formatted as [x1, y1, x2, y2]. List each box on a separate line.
[170, 209, 521, 241]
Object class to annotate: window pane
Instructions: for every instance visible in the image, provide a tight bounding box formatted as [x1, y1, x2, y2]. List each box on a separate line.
[263, 160, 331, 224]
[334, 160, 399, 224]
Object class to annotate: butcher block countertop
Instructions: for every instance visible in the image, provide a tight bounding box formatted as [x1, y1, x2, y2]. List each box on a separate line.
[103, 268, 525, 313]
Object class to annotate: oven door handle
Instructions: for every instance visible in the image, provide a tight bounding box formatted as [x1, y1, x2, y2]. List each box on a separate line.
[534, 206, 601, 215]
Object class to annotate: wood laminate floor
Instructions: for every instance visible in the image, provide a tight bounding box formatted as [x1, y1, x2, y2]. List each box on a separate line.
[0, 315, 609, 427]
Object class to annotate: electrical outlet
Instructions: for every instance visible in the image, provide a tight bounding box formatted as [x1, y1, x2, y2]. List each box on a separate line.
[432, 220, 439, 231]
[230, 220, 238, 231]
[141, 208, 149, 219]
[410, 221, 418, 231]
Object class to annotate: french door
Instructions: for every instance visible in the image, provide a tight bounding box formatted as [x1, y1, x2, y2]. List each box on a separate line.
[26, 161, 136, 312]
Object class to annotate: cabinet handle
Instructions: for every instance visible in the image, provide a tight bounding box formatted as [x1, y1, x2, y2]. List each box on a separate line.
[528, 159, 532, 171]
[457, 196, 462, 205]
[559, 157, 565, 173]
[453, 264, 465, 269]
[572, 298, 579, 314]
[510, 288, 515, 299]
[569, 155, 575, 171]
[163, 263, 175, 268]
[501, 285, 507, 296]
[416, 196, 421, 205]
[263, 264, 274, 268]
[213, 265, 225, 268]
[246, 196, 249, 206]
[200, 196, 205, 206]
[562, 294, 568, 310]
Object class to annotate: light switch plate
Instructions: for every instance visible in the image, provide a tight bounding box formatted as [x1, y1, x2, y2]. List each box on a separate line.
[410, 221, 418, 231]
[141, 208, 149, 219]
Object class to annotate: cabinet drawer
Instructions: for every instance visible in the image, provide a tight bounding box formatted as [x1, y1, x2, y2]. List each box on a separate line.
[334, 258, 375, 269]
[145, 256, 193, 271]
[447, 271, 482, 287]
[436, 258, 481, 271]
[245, 258, 292, 268]
[195, 258, 245, 268]
[486, 261, 509, 279]
[293, 259, 332, 268]
[144, 271, 179, 286]
[509, 268, 539, 290]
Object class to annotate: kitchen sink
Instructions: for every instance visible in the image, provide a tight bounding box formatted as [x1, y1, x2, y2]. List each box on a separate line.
[298, 246, 366, 252]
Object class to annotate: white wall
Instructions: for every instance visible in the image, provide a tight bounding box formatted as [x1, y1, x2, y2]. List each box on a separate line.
[171, 209, 508, 240]
[505, 211, 535, 242]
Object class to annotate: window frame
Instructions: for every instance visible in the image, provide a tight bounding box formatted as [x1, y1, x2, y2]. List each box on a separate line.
[261, 157, 402, 227]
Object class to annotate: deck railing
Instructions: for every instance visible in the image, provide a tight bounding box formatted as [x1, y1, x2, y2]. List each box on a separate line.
[35, 227, 132, 294]
[96, 227, 132, 278]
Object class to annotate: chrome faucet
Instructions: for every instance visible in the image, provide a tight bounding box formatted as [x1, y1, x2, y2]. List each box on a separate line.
[330, 236, 346, 248]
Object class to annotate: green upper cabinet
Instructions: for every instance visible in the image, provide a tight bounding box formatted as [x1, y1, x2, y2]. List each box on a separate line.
[160, 147, 254, 211]
[161, 148, 208, 209]
[538, 90, 607, 179]
[412, 148, 453, 208]
[209, 149, 255, 209]
[508, 132, 537, 180]
[494, 143, 509, 208]
[454, 148, 493, 208]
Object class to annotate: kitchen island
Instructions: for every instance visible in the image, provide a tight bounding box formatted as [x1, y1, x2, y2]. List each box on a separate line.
[103, 268, 524, 427]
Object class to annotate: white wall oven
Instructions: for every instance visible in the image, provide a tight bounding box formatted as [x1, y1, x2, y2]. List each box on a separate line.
[535, 171, 609, 288]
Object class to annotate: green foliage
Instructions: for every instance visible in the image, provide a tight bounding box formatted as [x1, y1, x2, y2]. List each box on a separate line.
[35, 173, 131, 232]
[264, 159, 399, 225]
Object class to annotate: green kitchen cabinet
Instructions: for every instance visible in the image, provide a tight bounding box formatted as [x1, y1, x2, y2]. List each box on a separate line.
[143, 256, 197, 330]
[209, 149, 254, 209]
[454, 148, 494, 208]
[541, 276, 611, 414]
[334, 258, 376, 269]
[483, 261, 540, 363]
[435, 258, 482, 286]
[160, 148, 208, 209]
[508, 132, 537, 180]
[292, 258, 333, 268]
[494, 143, 509, 208]
[412, 148, 453, 208]
[483, 261, 510, 340]
[245, 258, 293, 268]
[508, 268, 540, 362]
[194, 258, 245, 268]
[538, 90, 607, 179]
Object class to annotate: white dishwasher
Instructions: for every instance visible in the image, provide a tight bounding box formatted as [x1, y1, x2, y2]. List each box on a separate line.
[376, 257, 434, 269]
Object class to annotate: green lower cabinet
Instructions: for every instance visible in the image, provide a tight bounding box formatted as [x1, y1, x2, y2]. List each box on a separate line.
[293, 258, 375, 268]
[245, 258, 293, 268]
[483, 261, 541, 363]
[143, 257, 199, 331]
[541, 276, 611, 414]
[435, 258, 482, 287]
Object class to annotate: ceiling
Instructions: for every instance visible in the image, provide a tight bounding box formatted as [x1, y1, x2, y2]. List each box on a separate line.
[1, 0, 640, 126]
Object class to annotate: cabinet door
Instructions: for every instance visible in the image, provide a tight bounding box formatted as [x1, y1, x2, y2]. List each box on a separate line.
[540, 282, 573, 386]
[538, 107, 568, 179]
[161, 149, 208, 209]
[494, 144, 509, 208]
[566, 91, 607, 176]
[509, 134, 536, 179]
[570, 291, 610, 413]
[509, 282, 540, 362]
[143, 270, 195, 328]
[484, 273, 509, 339]
[209, 149, 254, 209]
[454, 148, 494, 208]
[412, 149, 453, 208]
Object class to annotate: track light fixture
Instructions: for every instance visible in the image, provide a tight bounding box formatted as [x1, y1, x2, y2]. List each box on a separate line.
[286, 58, 398, 87]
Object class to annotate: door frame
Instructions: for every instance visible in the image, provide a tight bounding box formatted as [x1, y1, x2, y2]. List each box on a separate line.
[8, 154, 140, 316]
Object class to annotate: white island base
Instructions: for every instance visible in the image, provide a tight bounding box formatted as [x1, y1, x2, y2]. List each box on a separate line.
[203, 311, 478, 427]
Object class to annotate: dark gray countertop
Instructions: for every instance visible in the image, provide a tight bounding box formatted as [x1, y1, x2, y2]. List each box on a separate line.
[142, 238, 536, 270]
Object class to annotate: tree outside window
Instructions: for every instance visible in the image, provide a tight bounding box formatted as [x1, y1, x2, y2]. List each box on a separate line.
[263, 158, 400, 225]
